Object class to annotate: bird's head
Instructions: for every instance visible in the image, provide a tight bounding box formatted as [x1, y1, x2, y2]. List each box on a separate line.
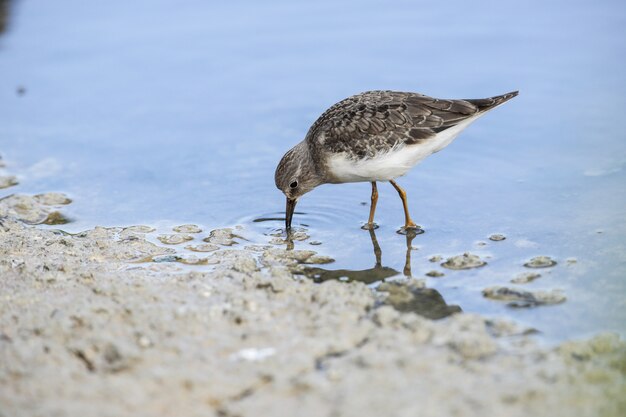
[274, 142, 323, 230]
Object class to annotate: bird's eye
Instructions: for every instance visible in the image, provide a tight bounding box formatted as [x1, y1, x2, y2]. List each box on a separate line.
[289, 180, 298, 189]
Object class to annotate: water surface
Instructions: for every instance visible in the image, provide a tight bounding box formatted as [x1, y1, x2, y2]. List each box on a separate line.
[1, 0, 625, 342]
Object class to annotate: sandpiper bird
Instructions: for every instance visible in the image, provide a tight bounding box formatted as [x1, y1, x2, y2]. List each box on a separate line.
[275, 90, 518, 231]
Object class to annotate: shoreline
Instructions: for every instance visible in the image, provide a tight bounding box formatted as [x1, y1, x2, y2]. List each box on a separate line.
[1, 194, 625, 416]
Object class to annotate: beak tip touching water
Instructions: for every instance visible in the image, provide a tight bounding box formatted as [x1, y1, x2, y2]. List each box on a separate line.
[285, 197, 297, 231]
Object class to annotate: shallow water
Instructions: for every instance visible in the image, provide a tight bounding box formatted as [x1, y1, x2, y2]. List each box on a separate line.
[1, 0, 625, 343]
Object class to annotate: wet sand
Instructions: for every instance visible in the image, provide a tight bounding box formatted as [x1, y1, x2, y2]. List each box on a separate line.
[1, 194, 625, 417]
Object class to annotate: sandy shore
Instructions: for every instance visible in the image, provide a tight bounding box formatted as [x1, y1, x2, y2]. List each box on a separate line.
[1, 193, 625, 417]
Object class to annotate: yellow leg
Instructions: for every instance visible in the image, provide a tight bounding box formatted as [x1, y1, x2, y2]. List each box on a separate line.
[389, 179, 417, 229]
[367, 181, 378, 227]
[362, 182, 379, 230]
[368, 228, 382, 268]
[403, 232, 418, 276]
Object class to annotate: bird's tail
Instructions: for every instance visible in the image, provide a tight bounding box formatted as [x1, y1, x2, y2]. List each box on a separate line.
[465, 91, 519, 112]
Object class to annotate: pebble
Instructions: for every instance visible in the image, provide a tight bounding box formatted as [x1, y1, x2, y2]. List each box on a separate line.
[123, 225, 156, 233]
[229, 347, 276, 362]
[43, 211, 71, 225]
[482, 286, 566, 307]
[269, 230, 309, 245]
[203, 228, 241, 246]
[510, 272, 541, 284]
[173, 224, 202, 233]
[524, 256, 557, 268]
[34, 193, 72, 205]
[441, 253, 486, 270]
[136, 335, 153, 348]
[0, 175, 18, 189]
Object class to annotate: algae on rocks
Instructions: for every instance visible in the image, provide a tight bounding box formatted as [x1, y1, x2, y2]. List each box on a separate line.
[482, 286, 566, 308]
[441, 253, 487, 270]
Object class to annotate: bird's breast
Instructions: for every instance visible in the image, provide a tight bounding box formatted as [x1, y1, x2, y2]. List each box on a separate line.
[325, 144, 429, 183]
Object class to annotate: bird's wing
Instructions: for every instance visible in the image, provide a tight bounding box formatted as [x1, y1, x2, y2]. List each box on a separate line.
[305, 90, 514, 159]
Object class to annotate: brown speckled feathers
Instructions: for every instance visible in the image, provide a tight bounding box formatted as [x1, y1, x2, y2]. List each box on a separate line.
[305, 90, 518, 159]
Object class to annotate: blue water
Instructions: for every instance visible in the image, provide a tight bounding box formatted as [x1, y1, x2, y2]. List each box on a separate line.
[1, 0, 625, 342]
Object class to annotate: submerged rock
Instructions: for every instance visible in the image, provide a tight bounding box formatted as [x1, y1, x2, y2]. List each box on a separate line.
[510, 272, 541, 284]
[428, 255, 442, 263]
[173, 224, 202, 233]
[524, 256, 557, 268]
[425, 270, 444, 278]
[489, 233, 506, 241]
[261, 248, 334, 268]
[185, 243, 219, 252]
[482, 286, 566, 308]
[42, 211, 71, 225]
[203, 228, 243, 246]
[122, 225, 156, 234]
[268, 229, 309, 245]
[441, 253, 486, 270]
[0, 175, 18, 189]
[378, 280, 461, 320]
[157, 234, 193, 245]
[244, 244, 272, 252]
[34, 192, 72, 205]
[485, 319, 538, 338]
[0, 193, 72, 224]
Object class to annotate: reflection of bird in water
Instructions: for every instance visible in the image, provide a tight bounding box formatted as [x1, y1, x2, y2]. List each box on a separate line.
[275, 90, 518, 232]
[300, 229, 461, 320]
[302, 228, 418, 282]
[302, 228, 399, 285]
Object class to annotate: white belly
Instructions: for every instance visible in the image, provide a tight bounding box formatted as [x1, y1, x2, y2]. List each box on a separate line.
[326, 114, 481, 183]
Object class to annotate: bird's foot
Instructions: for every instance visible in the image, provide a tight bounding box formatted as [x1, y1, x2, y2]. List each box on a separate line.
[396, 224, 424, 236]
[361, 222, 379, 230]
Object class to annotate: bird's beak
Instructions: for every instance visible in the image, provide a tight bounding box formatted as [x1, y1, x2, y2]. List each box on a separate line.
[285, 197, 297, 231]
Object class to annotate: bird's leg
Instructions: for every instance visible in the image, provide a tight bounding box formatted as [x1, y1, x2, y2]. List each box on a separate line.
[362, 181, 379, 230]
[389, 179, 418, 229]
[368, 181, 378, 226]
[368, 228, 382, 268]
[403, 231, 417, 277]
